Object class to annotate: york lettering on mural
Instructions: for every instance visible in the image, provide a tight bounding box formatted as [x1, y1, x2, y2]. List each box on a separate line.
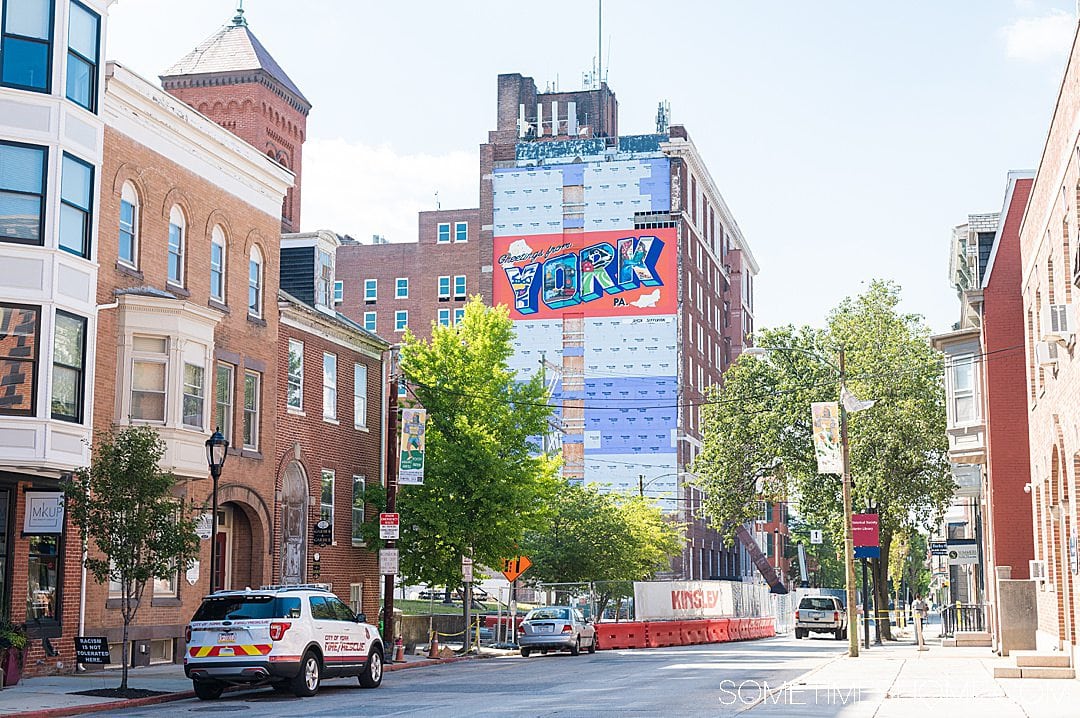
[504, 235, 665, 314]
[670, 589, 720, 610]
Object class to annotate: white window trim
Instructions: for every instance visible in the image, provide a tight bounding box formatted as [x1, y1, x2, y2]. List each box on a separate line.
[118, 183, 139, 269]
[181, 362, 206, 430]
[130, 337, 168, 424]
[454, 275, 466, 298]
[396, 277, 409, 299]
[321, 469, 335, 537]
[354, 362, 368, 429]
[395, 310, 408, 332]
[334, 280, 344, 304]
[243, 370, 260, 451]
[323, 352, 338, 422]
[363, 311, 377, 332]
[364, 279, 377, 302]
[248, 247, 264, 318]
[167, 206, 185, 288]
[210, 227, 227, 303]
[437, 222, 451, 243]
[946, 353, 980, 427]
[454, 221, 468, 243]
[438, 275, 450, 299]
[438, 308, 450, 327]
[287, 339, 304, 412]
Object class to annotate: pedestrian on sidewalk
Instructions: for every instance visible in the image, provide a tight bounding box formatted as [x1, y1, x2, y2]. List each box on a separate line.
[912, 595, 929, 650]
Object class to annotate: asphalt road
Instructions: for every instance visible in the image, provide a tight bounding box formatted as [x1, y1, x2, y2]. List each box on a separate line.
[111, 635, 846, 717]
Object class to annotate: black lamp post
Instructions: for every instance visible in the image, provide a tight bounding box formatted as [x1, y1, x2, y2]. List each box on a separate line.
[205, 428, 228, 594]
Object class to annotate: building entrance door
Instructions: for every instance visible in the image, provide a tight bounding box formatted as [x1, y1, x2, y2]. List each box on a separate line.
[280, 461, 307, 585]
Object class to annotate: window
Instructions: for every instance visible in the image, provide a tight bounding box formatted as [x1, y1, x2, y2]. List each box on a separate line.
[395, 310, 408, 332]
[438, 308, 450, 326]
[352, 475, 365, 545]
[364, 279, 377, 302]
[353, 363, 367, 428]
[438, 275, 450, 299]
[167, 206, 185, 285]
[248, 246, 263, 317]
[209, 226, 226, 302]
[315, 249, 332, 307]
[0, 303, 39, 416]
[51, 310, 85, 422]
[182, 363, 204, 429]
[320, 469, 334, 533]
[363, 311, 376, 332]
[454, 308, 465, 325]
[152, 570, 178, 598]
[215, 362, 234, 444]
[57, 153, 92, 258]
[243, 370, 259, 450]
[65, 1, 99, 111]
[287, 339, 303, 411]
[395, 277, 408, 299]
[949, 354, 978, 424]
[322, 352, 337, 420]
[27, 534, 59, 622]
[1, 0, 52, 92]
[455, 221, 467, 242]
[0, 141, 46, 245]
[454, 275, 466, 299]
[118, 182, 138, 266]
[130, 336, 167, 422]
[437, 222, 450, 243]
[334, 280, 343, 304]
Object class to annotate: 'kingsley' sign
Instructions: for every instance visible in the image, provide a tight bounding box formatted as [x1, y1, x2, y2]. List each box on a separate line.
[634, 580, 736, 620]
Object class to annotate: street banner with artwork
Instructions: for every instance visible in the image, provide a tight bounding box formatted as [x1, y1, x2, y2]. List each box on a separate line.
[398, 408, 427, 485]
[811, 402, 842, 474]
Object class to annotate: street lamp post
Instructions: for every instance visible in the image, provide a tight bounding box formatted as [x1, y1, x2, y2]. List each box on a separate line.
[746, 345, 861, 658]
[205, 428, 229, 594]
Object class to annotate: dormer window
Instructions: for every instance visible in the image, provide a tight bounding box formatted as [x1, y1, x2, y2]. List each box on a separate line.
[315, 249, 333, 308]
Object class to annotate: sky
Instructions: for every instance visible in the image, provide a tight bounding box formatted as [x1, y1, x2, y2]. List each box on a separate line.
[105, 1, 1079, 335]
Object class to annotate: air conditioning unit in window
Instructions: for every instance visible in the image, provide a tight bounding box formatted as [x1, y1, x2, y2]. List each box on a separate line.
[349, 583, 363, 617]
[1042, 303, 1075, 345]
[1030, 560, 1048, 582]
[1036, 340, 1059, 367]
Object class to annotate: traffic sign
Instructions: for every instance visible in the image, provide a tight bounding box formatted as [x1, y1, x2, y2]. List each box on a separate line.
[930, 541, 948, 556]
[379, 548, 399, 575]
[501, 555, 532, 582]
[810, 529, 823, 545]
[462, 556, 473, 583]
[379, 513, 400, 540]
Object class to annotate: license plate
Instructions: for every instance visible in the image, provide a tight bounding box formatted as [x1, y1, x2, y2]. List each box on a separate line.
[810, 612, 822, 620]
[218, 632, 236, 643]
[537, 625, 553, 634]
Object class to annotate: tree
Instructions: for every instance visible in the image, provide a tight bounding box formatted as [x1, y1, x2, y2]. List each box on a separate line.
[63, 426, 200, 690]
[395, 298, 559, 615]
[522, 483, 683, 619]
[694, 280, 951, 639]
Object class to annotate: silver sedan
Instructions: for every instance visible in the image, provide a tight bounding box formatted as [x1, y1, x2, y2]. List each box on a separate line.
[518, 606, 597, 657]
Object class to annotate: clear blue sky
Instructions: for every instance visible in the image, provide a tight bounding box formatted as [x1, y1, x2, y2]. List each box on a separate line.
[107, 1, 1077, 334]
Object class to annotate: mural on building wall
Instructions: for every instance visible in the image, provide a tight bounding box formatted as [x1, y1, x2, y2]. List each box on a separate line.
[494, 228, 677, 320]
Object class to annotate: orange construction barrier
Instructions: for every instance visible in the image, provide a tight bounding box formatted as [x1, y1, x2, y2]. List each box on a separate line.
[645, 621, 684, 648]
[680, 619, 709, 645]
[594, 621, 647, 650]
[706, 618, 730, 643]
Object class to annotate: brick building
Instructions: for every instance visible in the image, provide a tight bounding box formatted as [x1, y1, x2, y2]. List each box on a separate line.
[85, 60, 292, 665]
[933, 174, 1036, 647]
[1017, 23, 1080, 657]
[335, 208, 482, 340]
[0, 0, 115, 675]
[276, 230, 388, 621]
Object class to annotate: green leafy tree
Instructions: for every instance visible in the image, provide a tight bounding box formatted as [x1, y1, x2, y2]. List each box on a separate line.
[694, 280, 951, 639]
[522, 483, 683, 619]
[63, 426, 200, 689]
[395, 298, 559, 619]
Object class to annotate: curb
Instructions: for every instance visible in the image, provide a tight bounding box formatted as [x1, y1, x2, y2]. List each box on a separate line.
[9, 653, 495, 718]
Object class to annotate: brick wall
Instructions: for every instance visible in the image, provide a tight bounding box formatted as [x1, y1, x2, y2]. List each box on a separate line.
[335, 208, 481, 342]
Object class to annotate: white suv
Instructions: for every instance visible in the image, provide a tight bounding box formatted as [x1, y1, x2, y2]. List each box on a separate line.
[184, 585, 384, 699]
[794, 595, 848, 640]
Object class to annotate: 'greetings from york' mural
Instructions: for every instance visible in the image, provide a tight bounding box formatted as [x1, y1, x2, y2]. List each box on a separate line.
[494, 228, 677, 320]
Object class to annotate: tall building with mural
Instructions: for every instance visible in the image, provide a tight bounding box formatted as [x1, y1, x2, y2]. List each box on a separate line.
[481, 74, 760, 581]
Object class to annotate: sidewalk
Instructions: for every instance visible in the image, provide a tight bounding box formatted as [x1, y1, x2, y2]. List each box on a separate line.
[0, 645, 510, 718]
[742, 632, 1080, 717]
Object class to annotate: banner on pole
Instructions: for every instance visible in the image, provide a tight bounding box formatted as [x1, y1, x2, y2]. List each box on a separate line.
[398, 408, 427, 485]
[811, 402, 843, 474]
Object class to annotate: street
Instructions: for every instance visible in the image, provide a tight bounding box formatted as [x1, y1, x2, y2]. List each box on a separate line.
[108, 636, 846, 717]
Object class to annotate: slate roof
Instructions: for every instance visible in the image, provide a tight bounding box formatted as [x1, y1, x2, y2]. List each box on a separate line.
[161, 15, 309, 107]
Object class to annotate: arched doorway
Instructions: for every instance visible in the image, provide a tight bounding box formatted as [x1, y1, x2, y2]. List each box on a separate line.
[280, 461, 308, 585]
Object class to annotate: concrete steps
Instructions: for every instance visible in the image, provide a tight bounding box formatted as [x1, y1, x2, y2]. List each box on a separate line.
[942, 631, 992, 648]
[995, 652, 1075, 679]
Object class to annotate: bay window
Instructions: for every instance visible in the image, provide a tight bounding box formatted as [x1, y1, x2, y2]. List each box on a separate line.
[51, 310, 85, 422]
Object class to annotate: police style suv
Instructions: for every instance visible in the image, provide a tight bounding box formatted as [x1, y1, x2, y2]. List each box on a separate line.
[185, 585, 384, 699]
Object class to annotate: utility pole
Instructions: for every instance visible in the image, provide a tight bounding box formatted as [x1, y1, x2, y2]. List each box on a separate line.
[381, 367, 400, 661]
[639, 474, 645, 498]
[839, 348, 859, 658]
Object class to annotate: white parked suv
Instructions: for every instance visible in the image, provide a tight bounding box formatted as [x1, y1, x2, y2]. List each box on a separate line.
[185, 585, 384, 699]
[794, 595, 848, 640]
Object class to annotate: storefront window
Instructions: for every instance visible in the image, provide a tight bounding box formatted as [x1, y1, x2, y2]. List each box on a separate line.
[27, 534, 59, 623]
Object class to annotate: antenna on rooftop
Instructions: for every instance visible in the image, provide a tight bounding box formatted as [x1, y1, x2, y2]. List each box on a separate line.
[434, 190, 440, 211]
[597, 0, 602, 87]
[656, 101, 670, 134]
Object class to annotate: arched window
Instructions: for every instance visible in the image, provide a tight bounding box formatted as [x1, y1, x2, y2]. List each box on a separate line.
[118, 182, 139, 267]
[210, 225, 227, 302]
[167, 205, 186, 286]
[248, 245, 263, 317]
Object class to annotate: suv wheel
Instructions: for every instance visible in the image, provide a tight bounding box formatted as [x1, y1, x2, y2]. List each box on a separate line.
[588, 634, 597, 654]
[291, 650, 321, 697]
[520, 647, 531, 658]
[193, 679, 224, 701]
[359, 647, 383, 688]
[834, 627, 844, 641]
[795, 628, 803, 639]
